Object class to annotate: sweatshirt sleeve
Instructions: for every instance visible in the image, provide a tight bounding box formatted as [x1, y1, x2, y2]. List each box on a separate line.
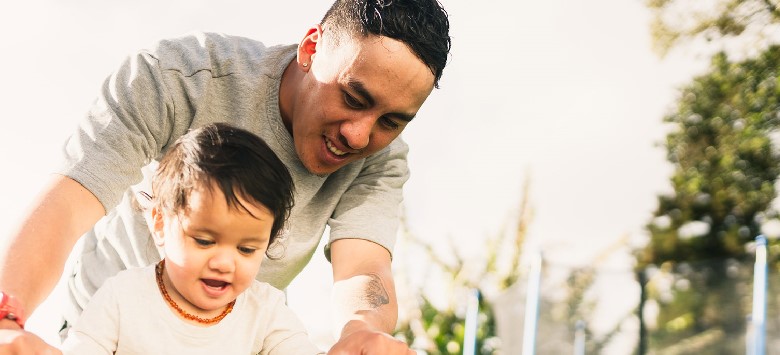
[326, 137, 410, 258]
[56, 45, 178, 212]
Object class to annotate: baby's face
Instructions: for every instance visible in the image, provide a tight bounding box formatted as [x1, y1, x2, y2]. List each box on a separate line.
[157, 182, 273, 318]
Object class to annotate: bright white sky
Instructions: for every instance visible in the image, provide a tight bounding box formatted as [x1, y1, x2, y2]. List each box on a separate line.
[0, 0, 706, 352]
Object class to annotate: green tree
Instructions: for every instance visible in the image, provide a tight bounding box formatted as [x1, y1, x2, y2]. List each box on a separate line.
[639, 49, 780, 266]
[637, 45, 780, 352]
[641, 1, 780, 351]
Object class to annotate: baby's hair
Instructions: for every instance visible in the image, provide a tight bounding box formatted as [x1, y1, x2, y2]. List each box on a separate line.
[152, 123, 294, 252]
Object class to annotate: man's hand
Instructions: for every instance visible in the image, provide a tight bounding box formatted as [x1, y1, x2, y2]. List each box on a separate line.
[0, 319, 62, 355]
[328, 321, 413, 355]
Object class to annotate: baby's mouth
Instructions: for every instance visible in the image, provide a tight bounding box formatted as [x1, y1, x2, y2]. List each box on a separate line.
[202, 279, 229, 289]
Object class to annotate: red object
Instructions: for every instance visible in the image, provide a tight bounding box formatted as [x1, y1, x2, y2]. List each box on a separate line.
[0, 292, 25, 329]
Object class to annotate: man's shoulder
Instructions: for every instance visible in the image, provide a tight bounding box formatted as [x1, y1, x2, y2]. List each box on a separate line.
[141, 32, 295, 77]
[151, 32, 263, 55]
[362, 136, 409, 166]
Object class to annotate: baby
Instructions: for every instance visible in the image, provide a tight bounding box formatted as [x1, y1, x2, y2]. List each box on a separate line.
[61, 123, 323, 354]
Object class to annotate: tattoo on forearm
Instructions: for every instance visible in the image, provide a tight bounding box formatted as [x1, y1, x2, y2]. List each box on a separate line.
[362, 273, 390, 309]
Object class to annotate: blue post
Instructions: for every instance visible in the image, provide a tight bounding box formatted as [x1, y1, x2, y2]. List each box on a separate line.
[745, 314, 753, 355]
[573, 320, 586, 355]
[522, 252, 542, 355]
[749, 235, 767, 355]
[463, 289, 480, 355]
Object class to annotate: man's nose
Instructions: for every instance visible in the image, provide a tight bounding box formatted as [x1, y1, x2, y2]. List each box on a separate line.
[339, 116, 373, 150]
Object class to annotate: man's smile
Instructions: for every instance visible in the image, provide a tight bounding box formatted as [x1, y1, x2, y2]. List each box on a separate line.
[325, 137, 348, 156]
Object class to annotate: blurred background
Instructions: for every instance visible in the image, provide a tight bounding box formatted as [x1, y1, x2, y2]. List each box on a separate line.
[3, 0, 780, 353]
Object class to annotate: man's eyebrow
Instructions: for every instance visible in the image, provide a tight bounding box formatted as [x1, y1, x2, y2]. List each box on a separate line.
[347, 79, 416, 122]
[348, 79, 375, 107]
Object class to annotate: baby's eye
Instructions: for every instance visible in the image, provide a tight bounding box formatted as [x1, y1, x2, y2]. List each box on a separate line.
[238, 246, 257, 255]
[193, 238, 214, 247]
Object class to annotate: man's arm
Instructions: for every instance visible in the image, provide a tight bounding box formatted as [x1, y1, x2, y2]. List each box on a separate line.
[327, 238, 412, 354]
[0, 175, 103, 334]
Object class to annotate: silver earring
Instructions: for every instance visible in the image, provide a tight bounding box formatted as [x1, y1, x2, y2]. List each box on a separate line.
[303, 62, 308, 67]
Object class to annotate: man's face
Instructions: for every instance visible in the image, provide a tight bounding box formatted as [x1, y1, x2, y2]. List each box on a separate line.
[287, 30, 435, 175]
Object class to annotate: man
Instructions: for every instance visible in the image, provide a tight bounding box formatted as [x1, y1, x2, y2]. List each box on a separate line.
[0, 0, 450, 353]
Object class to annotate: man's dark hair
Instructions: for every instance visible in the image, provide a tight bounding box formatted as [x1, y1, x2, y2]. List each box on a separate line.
[152, 123, 294, 255]
[321, 0, 451, 88]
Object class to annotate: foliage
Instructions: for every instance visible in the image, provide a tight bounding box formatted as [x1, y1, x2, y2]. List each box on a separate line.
[393, 180, 533, 354]
[638, 47, 780, 268]
[646, 0, 780, 56]
[637, 36, 780, 352]
[642, 260, 753, 353]
[395, 179, 630, 354]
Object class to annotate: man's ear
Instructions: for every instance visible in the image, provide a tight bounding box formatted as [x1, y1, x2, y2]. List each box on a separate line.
[151, 207, 165, 247]
[297, 25, 322, 72]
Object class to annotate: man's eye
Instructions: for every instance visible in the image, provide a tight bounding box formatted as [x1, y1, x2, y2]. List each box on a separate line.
[238, 246, 257, 255]
[193, 238, 214, 246]
[380, 117, 400, 130]
[344, 92, 362, 108]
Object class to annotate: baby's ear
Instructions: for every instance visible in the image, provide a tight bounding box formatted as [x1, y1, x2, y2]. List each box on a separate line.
[151, 207, 165, 246]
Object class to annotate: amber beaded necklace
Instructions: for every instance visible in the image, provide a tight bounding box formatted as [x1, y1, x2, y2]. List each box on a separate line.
[155, 259, 235, 325]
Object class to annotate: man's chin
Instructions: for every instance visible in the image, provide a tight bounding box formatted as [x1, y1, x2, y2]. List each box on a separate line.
[304, 153, 356, 176]
[302, 161, 341, 177]
[298, 147, 348, 176]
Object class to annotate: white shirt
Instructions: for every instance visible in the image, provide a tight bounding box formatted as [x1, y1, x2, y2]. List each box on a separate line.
[61, 265, 324, 355]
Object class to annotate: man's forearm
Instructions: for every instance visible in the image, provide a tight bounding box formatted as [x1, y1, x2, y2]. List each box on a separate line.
[332, 271, 399, 336]
[0, 175, 103, 314]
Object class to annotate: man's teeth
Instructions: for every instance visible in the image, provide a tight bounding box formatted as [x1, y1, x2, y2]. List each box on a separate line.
[326, 139, 347, 156]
